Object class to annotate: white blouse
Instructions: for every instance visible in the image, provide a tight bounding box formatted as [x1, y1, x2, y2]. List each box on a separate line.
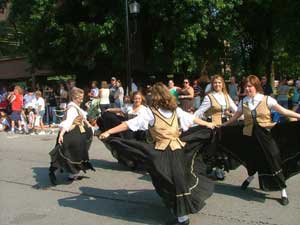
[125, 107, 195, 132]
[237, 93, 277, 112]
[99, 88, 110, 104]
[59, 102, 87, 131]
[195, 92, 237, 118]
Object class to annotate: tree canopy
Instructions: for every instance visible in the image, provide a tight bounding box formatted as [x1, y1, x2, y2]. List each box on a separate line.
[5, 0, 300, 81]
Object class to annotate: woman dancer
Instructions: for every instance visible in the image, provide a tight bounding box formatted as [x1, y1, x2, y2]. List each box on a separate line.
[100, 82, 215, 225]
[195, 75, 237, 180]
[97, 91, 148, 168]
[221, 75, 300, 205]
[49, 87, 95, 185]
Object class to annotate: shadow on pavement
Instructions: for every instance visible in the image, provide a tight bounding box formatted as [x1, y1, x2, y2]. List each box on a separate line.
[31, 167, 89, 189]
[214, 182, 279, 203]
[58, 186, 170, 225]
[90, 159, 151, 182]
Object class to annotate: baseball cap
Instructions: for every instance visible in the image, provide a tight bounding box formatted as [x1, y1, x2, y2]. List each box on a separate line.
[111, 77, 116, 80]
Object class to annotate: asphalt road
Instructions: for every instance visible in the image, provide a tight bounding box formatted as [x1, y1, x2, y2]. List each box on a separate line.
[0, 132, 299, 225]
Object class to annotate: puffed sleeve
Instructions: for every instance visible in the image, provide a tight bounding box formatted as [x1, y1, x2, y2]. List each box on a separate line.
[268, 96, 278, 109]
[228, 96, 238, 112]
[125, 107, 153, 131]
[176, 107, 195, 131]
[194, 95, 211, 118]
[59, 107, 78, 131]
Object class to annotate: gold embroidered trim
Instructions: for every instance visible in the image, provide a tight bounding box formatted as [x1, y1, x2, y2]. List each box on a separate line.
[258, 169, 283, 177]
[175, 151, 199, 198]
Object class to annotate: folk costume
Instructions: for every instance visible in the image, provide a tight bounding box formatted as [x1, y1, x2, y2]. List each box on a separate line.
[102, 106, 214, 222]
[97, 105, 148, 168]
[49, 102, 94, 184]
[195, 92, 238, 179]
[219, 93, 300, 204]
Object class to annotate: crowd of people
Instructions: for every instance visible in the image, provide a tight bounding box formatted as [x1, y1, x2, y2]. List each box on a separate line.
[1, 74, 300, 225]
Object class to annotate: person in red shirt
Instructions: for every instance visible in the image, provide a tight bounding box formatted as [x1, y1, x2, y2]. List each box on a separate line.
[7, 85, 23, 134]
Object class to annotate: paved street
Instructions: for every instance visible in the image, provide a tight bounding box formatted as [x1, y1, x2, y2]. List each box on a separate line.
[0, 132, 299, 225]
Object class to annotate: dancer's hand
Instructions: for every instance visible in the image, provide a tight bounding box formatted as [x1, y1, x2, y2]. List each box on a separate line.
[58, 134, 64, 145]
[206, 122, 215, 129]
[99, 131, 110, 139]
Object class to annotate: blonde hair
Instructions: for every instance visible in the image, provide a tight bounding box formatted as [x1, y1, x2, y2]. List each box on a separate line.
[151, 82, 177, 111]
[35, 90, 42, 97]
[132, 91, 146, 105]
[14, 85, 23, 95]
[101, 81, 108, 88]
[210, 75, 228, 95]
[71, 87, 84, 100]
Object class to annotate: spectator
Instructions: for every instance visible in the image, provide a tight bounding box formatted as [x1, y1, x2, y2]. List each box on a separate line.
[89, 81, 99, 100]
[59, 83, 68, 111]
[261, 76, 273, 96]
[238, 76, 247, 101]
[292, 80, 300, 112]
[192, 79, 201, 110]
[99, 81, 110, 112]
[178, 78, 194, 112]
[26, 106, 35, 131]
[23, 88, 36, 109]
[0, 86, 8, 113]
[7, 85, 23, 134]
[34, 91, 46, 134]
[277, 77, 290, 109]
[131, 78, 138, 93]
[47, 87, 58, 125]
[109, 77, 118, 107]
[114, 80, 124, 108]
[168, 80, 180, 103]
[228, 76, 239, 104]
[0, 111, 10, 132]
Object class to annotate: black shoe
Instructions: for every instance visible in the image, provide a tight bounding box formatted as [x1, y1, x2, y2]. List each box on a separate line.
[281, 197, 289, 206]
[165, 218, 190, 225]
[241, 180, 250, 190]
[49, 171, 57, 185]
[67, 176, 84, 181]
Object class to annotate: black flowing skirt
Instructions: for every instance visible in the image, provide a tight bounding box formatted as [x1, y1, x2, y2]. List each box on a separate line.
[97, 112, 148, 168]
[202, 122, 241, 173]
[218, 121, 300, 191]
[102, 125, 215, 217]
[49, 125, 94, 174]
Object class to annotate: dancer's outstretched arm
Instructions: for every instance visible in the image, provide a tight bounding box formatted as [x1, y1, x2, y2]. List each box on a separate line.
[272, 104, 300, 120]
[222, 111, 243, 127]
[99, 122, 129, 139]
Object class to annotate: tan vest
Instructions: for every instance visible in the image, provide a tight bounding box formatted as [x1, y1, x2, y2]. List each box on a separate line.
[64, 106, 86, 133]
[149, 107, 186, 151]
[205, 93, 230, 126]
[243, 96, 276, 136]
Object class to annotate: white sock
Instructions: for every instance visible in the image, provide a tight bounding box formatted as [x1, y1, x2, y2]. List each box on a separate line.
[281, 189, 288, 198]
[246, 175, 255, 183]
[178, 215, 189, 223]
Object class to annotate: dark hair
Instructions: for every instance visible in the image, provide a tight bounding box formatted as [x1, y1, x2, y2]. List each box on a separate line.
[245, 75, 264, 94]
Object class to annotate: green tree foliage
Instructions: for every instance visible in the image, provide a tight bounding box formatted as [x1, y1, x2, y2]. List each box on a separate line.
[8, 0, 243, 77]
[7, 0, 300, 79]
